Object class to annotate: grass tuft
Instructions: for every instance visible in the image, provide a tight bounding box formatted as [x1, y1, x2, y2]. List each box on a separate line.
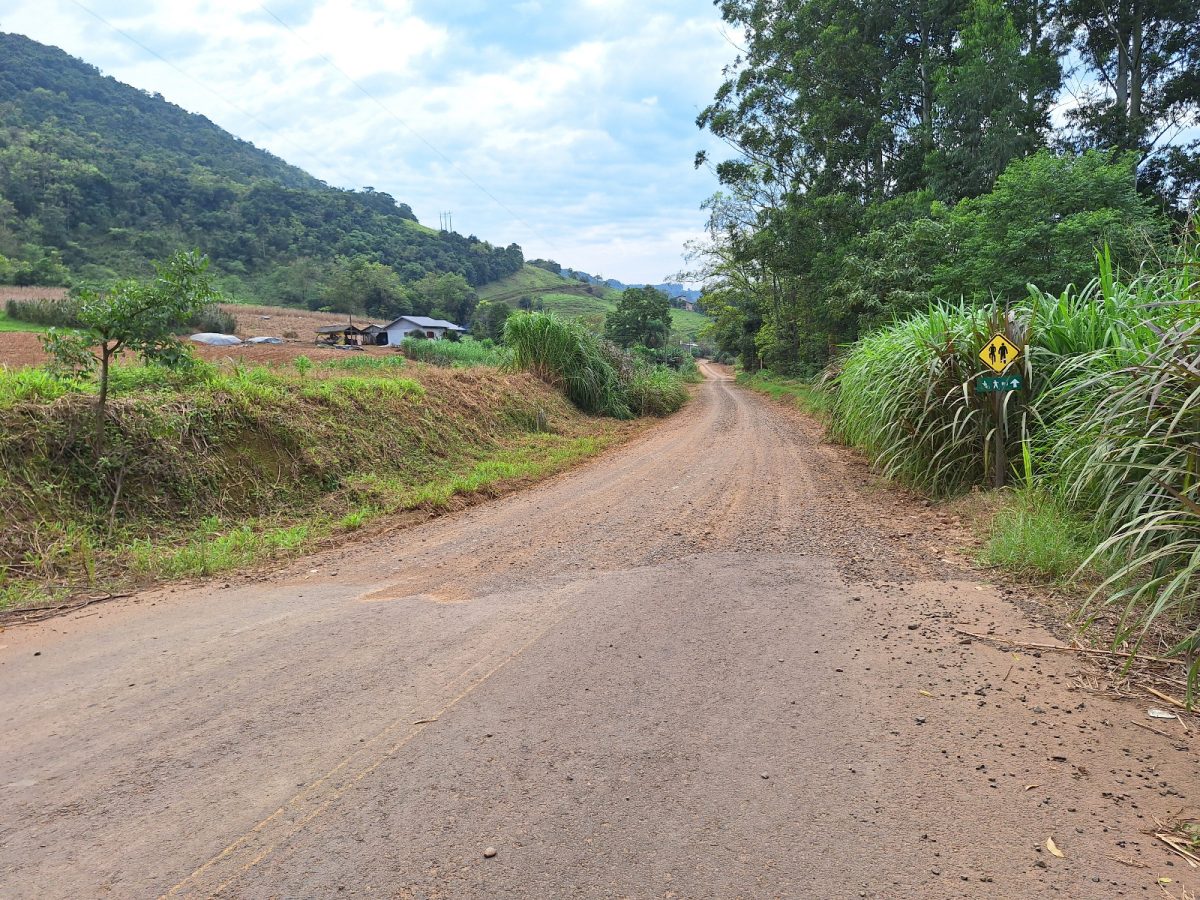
[505, 311, 633, 418]
[505, 311, 692, 420]
[977, 489, 1109, 582]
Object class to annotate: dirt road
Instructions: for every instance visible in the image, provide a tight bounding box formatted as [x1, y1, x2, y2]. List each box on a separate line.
[2, 364, 1196, 898]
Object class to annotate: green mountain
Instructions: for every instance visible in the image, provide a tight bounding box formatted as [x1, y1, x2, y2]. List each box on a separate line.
[0, 32, 524, 304]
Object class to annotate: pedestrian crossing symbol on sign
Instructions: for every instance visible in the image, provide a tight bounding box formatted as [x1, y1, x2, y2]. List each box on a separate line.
[980, 333, 1021, 374]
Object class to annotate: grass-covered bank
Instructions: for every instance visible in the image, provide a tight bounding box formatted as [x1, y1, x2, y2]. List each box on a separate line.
[795, 250, 1200, 686]
[735, 371, 832, 420]
[0, 356, 629, 612]
[738, 370, 1110, 584]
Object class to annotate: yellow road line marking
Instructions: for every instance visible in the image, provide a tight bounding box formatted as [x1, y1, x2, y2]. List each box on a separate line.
[161, 613, 569, 898]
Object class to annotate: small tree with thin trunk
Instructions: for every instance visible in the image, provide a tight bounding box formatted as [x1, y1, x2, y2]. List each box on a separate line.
[40, 250, 219, 453]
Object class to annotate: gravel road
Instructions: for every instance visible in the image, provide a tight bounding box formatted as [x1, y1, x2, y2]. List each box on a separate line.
[2, 363, 1197, 898]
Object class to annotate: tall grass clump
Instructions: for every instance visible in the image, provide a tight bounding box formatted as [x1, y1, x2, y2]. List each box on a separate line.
[830, 300, 993, 496]
[1059, 316, 1200, 666]
[4, 295, 234, 334]
[828, 250, 1176, 497]
[505, 312, 632, 418]
[191, 304, 237, 334]
[625, 366, 689, 416]
[5, 296, 82, 328]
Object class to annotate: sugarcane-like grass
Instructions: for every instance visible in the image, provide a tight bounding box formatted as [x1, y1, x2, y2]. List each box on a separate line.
[824, 247, 1200, 691]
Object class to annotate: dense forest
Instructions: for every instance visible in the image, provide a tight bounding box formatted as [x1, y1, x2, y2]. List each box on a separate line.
[0, 33, 524, 321]
[693, 0, 1199, 373]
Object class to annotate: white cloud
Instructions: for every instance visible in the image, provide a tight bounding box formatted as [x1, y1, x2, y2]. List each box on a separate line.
[0, 0, 734, 283]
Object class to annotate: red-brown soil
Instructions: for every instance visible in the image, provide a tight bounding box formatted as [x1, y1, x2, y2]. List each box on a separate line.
[1, 364, 1196, 898]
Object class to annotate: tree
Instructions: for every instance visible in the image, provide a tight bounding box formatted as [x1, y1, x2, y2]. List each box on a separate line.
[41, 250, 219, 452]
[1057, 0, 1200, 203]
[830, 192, 945, 331]
[1060, 0, 1200, 185]
[410, 272, 478, 324]
[928, 0, 1061, 199]
[472, 300, 512, 342]
[604, 286, 673, 348]
[321, 256, 409, 318]
[265, 256, 324, 308]
[695, 0, 1179, 373]
[934, 150, 1168, 302]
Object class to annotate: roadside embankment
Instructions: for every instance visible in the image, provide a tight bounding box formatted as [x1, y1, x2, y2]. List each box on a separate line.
[0, 355, 634, 612]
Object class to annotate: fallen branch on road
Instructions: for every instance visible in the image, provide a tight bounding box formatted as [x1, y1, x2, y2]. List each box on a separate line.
[1, 592, 133, 625]
[953, 628, 1171, 664]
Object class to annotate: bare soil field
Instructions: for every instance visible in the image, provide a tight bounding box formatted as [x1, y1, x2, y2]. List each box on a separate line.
[0, 286, 70, 302]
[0, 332, 46, 368]
[0, 302, 396, 369]
[219, 302, 379, 342]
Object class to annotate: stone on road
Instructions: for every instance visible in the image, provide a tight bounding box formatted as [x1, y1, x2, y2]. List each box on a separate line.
[1, 363, 1196, 898]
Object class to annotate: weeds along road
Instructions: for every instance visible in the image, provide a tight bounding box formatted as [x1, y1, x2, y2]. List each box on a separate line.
[2, 362, 1197, 899]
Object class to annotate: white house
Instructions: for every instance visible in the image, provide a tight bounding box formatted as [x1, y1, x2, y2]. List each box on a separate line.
[381, 315, 466, 345]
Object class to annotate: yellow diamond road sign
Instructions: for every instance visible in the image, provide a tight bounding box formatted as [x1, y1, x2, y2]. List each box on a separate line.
[980, 333, 1021, 374]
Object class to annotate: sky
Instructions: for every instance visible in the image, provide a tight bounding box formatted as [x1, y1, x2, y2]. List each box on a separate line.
[0, 0, 737, 284]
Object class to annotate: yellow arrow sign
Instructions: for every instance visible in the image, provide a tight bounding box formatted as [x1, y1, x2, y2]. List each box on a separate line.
[980, 333, 1021, 374]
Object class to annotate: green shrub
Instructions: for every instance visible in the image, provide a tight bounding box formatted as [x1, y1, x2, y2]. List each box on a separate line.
[398, 336, 510, 368]
[191, 304, 237, 334]
[625, 366, 689, 416]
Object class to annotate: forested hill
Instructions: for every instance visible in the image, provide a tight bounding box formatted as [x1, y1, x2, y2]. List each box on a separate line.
[0, 32, 524, 311]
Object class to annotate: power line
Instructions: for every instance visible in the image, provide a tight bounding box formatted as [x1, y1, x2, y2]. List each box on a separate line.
[63, 0, 356, 189]
[257, 3, 554, 250]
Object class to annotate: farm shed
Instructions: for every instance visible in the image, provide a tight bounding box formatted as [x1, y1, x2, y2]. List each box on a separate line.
[314, 323, 373, 346]
[361, 324, 388, 346]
